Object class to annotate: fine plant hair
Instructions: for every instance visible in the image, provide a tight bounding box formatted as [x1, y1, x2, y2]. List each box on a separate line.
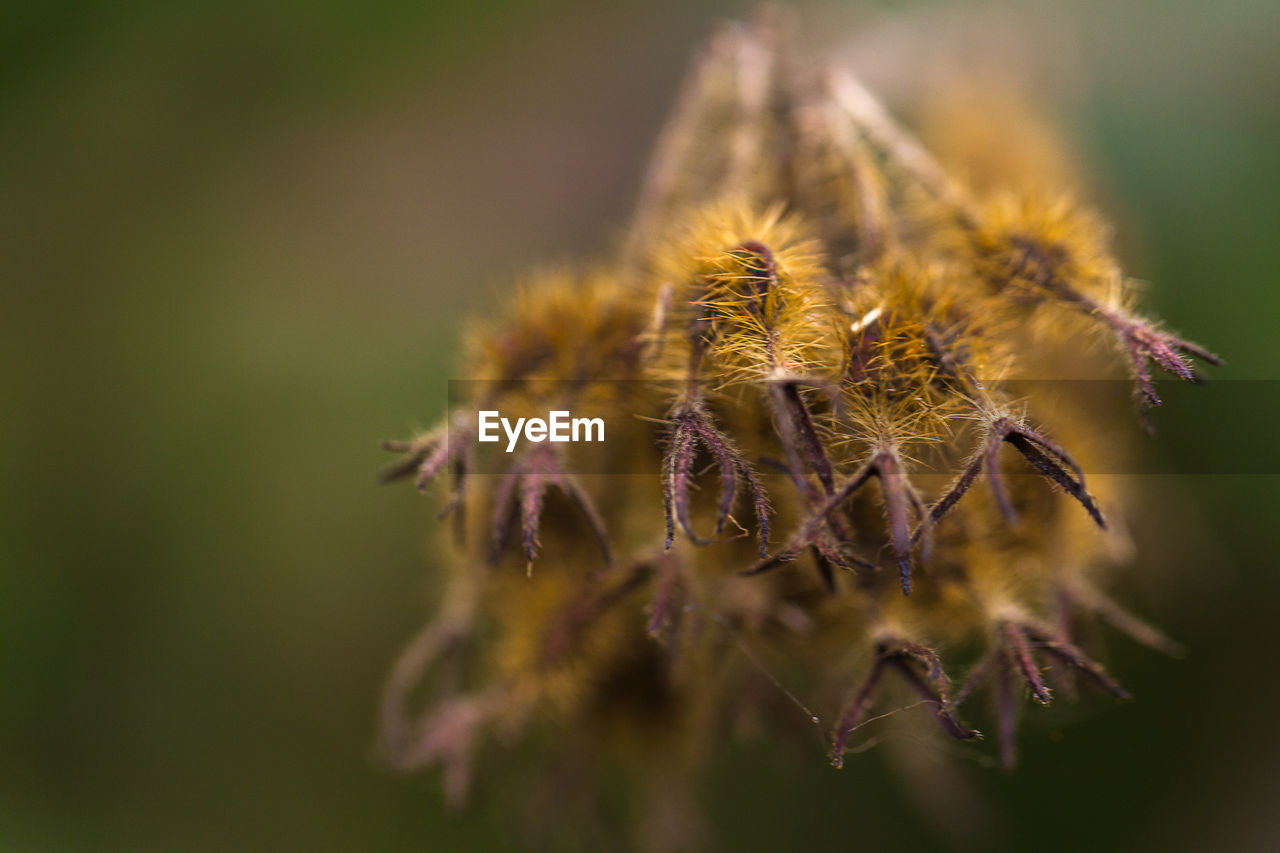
[376, 14, 1218, 847]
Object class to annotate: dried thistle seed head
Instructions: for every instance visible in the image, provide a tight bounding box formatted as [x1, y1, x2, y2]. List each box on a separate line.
[841, 261, 1005, 423]
[465, 269, 648, 385]
[651, 201, 835, 387]
[970, 192, 1120, 304]
[488, 563, 650, 714]
[626, 18, 794, 260]
[965, 192, 1220, 412]
[377, 15, 1216, 843]
[793, 84, 894, 267]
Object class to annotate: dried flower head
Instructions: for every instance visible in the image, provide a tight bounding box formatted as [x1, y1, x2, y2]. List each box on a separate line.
[377, 15, 1217, 844]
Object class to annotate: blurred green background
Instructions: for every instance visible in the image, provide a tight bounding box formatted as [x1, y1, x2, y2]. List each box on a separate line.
[3, 0, 1278, 850]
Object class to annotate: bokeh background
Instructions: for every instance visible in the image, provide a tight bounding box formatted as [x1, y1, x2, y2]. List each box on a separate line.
[3, 0, 1278, 850]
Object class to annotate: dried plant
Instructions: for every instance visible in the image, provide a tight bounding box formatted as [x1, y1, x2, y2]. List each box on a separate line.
[377, 15, 1216, 846]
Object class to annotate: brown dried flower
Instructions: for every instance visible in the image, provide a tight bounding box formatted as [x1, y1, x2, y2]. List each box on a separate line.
[377, 15, 1217, 846]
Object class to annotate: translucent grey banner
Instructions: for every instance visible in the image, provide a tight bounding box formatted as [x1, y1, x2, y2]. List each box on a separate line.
[435, 379, 1279, 476]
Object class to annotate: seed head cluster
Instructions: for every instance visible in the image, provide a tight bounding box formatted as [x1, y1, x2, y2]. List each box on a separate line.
[378, 16, 1217, 830]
